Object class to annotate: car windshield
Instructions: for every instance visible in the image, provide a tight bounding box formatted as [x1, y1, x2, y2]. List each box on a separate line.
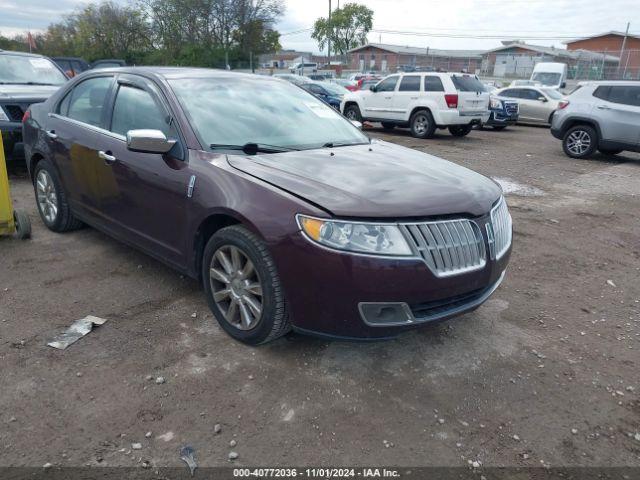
[451, 75, 485, 92]
[541, 88, 563, 99]
[170, 76, 369, 152]
[322, 82, 349, 95]
[0, 54, 67, 85]
[532, 72, 562, 86]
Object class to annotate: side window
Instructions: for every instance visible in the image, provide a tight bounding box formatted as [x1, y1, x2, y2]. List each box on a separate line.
[593, 86, 610, 100]
[110, 84, 170, 137]
[66, 77, 113, 127]
[424, 76, 445, 92]
[377, 76, 398, 92]
[607, 86, 640, 107]
[399, 76, 421, 92]
[498, 89, 517, 98]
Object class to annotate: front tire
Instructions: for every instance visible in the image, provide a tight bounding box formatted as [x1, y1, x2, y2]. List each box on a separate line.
[343, 104, 362, 122]
[563, 125, 597, 159]
[409, 109, 436, 139]
[202, 225, 291, 345]
[449, 125, 473, 137]
[33, 159, 83, 232]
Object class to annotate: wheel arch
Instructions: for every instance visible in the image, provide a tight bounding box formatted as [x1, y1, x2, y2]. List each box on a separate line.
[559, 117, 602, 140]
[408, 105, 434, 123]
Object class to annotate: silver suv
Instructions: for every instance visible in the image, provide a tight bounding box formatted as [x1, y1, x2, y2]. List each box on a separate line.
[551, 81, 640, 158]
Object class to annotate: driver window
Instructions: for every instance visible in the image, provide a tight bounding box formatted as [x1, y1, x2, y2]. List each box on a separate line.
[111, 85, 171, 137]
[376, 76, 398, 92]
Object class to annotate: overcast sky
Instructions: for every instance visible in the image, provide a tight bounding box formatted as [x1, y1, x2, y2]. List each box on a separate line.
[1, 0, 638, 53]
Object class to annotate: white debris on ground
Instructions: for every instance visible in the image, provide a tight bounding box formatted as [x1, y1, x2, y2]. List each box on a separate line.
[492, 177, 545, 197]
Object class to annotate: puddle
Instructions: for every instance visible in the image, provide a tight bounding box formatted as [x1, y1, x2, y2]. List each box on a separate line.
[492, 177, 545, 197]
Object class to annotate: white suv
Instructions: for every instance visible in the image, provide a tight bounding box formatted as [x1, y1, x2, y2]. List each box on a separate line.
[341, 72, 490, 138]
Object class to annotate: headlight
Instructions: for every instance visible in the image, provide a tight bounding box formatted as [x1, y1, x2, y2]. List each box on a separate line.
[0, 107, 9, 122]
[490, 98, 503, 109]
[297, 215, 413, 256]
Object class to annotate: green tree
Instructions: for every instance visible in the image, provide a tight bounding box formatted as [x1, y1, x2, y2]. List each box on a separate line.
[312, 2, 373, 56]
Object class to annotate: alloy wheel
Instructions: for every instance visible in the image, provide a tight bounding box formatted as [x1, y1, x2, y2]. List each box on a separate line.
[566, 130, 591, 156]
[209, 245, 263, 331]
[36, 170, 58, 224]
[413, 114, 429, 135]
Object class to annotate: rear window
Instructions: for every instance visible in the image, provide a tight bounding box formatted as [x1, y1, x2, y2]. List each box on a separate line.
[593, 86, 609, 100]
[451, 75, 484, 92]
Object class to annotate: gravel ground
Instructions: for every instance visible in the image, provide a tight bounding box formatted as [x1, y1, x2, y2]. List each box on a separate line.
[1, 125, 639, 470]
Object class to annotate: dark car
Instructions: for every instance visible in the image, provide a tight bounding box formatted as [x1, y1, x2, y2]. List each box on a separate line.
[299, 81, 348, 110]
[52, 57, 91, 78]
[0, 50, 68, 159]
[22, 68, 512, 345]
[91, 59, 127, 69]
[483, 96, 519, 130]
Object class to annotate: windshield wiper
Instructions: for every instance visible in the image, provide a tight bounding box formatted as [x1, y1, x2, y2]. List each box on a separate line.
[209, 143, 298, 155]
[322, 141, 367, 148]
[0, 82, 58, 86]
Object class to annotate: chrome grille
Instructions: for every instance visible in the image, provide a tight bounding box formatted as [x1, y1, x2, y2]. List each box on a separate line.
[487, 197, 512, 260]
[401, 220, 486, 277]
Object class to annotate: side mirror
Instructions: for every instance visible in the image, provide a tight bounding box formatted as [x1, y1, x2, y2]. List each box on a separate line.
[126, 129, 176, 154]
[538, 96, 548, 102]
[350, 120, 363, 130]
[561, 82, 566, 89]
[369, 85, 377, 92]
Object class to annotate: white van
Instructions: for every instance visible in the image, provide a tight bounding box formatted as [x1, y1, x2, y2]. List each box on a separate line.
[530, 62, 568, 90]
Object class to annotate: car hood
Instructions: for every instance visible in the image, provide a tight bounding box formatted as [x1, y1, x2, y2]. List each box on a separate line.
[227, 140, 502, 218]
[0, 84, 61, 101]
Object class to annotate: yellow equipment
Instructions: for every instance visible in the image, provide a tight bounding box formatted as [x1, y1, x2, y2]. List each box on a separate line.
[0, 135, 31, 239]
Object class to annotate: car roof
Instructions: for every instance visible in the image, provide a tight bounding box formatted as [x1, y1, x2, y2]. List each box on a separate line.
[0, 49, 49, 59]
[577, 80, 640, 87]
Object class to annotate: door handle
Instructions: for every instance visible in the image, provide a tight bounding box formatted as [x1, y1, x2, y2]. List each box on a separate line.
[98, 150, 117, 164]
[596, 105, 611, 110]
[45, 130, 58, 140]
[384, 96, 392, 99]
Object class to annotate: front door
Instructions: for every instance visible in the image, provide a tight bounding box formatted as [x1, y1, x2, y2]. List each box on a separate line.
[392, 75, 421, 121]
[96, 75, 192, 267]
[362, 75, 398, 119]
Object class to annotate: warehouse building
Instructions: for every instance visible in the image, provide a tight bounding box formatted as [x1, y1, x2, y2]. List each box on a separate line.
[564, 31, 640, 79]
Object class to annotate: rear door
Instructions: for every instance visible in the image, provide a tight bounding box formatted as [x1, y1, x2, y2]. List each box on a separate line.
[593, 85, 640, 145]
[392, 75, 421, 120]
[450, 74, 489, 115]
[47, 75, 116, 224]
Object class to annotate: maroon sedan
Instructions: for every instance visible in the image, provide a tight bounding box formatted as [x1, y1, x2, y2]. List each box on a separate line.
[22, 68, 512, 345]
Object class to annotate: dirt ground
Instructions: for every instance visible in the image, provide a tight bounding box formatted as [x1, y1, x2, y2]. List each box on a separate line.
[1, 125, 639, 472]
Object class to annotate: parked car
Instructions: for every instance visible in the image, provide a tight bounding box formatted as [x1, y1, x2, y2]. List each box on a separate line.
[22, 68, 511, 344]
[52, 57, 90, 78]
[342, 72, 490, 138]
[91, 59, 127, 69]
[550, 81, 640, 158]
[495, 86, 564, 125]
[482, 94, 519, 130]
[328, 78, 358, 91]
[299, 81, 349, 110]
[0, 50, 68, 159]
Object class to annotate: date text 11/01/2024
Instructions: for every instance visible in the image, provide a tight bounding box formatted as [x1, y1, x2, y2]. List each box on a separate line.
[233, 468, 401, 478]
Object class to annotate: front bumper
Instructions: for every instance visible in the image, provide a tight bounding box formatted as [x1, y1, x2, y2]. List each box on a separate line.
[271, 213, 511, 339]
[486, 111, 518, 126]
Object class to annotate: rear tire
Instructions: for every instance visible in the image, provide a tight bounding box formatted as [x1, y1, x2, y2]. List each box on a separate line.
[598, 148, 623, 156]
[381, 122, 395, 131]
[202, 225, 291, 345]
[409, 109, 436, 139]
[343, 104, 362, 122]
[449, 125, 473, 137]
[562, 125, 597, 159]
[33, 159, 83, 232]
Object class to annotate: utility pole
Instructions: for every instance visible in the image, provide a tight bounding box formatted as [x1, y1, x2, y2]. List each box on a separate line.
[328, 0, 332, 66]
[618, 22, 630, 77]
